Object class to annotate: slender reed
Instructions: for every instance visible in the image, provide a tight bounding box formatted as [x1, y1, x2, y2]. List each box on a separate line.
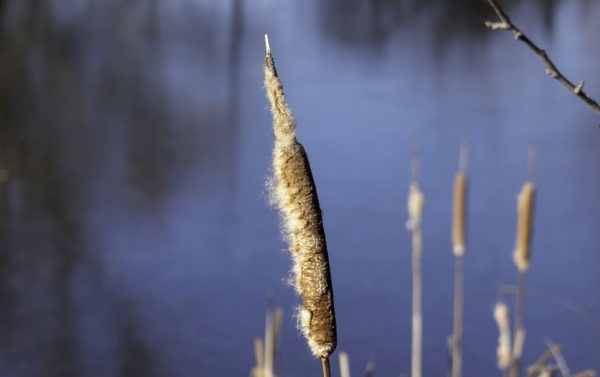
[263, 35, 337, 375]
[451, 142, 468, 377]
[339, 352, 350, 377]
[407, 142, 424, 377]
[509, 147, 536, 377]
[264, 305, 274, 377]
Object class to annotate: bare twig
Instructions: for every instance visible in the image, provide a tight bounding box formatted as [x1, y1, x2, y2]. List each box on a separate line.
[485, 0, 600, 118]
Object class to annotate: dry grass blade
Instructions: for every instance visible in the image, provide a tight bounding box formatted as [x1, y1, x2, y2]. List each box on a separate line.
[252, 337, 265, 377]
[572, 370, 597, 377]
[544, 338, 570, 377]
[526, 345, 561, 377]
[263, 34, 336, 375]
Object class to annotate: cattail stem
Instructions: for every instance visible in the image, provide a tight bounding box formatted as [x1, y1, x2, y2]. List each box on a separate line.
[263, 34, 337, 361]
[451, 166, 467, 377]
[321, 357, 331, 377]
[407, 180, 424, 377]
[509, 271, 527, 377]
[412, 237, 422, 377]
[264, 307, 274, 377]
[451, 254, 465, 377]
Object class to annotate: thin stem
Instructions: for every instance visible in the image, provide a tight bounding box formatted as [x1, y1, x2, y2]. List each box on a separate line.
[509, 271, 527, 377]
[321, 357, 331, 377]
[451, 255, 465, 377]
[412, 222, 422, 377]
[485, 0, 600, 119]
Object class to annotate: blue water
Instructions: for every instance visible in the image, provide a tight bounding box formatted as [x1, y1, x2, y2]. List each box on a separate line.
[0, 0, 599, 376]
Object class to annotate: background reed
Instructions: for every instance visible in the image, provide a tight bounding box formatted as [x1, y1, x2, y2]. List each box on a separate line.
[407, 144, 424, 377]
[510, 147, 536, 377]
[451, 142, 468, 377]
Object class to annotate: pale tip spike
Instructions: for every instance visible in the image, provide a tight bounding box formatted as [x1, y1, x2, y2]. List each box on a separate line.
[265, 34, 271, 54]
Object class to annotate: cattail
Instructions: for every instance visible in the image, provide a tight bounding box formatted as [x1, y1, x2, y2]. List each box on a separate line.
[263, 35, 337, 361]
[407, 174, 424, 377]
[452, 172, 467, 256]
[513, 182, 535, 272]
[493, 302, 512, 371]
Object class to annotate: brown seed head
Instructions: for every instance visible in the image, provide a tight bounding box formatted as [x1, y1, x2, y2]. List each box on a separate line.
[263, 35, 337, 358]
[513, 182, 535, 272]
[452, 172, 467, 256]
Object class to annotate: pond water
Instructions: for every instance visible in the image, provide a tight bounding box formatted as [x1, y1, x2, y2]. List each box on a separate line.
[0, 0, 599, 376]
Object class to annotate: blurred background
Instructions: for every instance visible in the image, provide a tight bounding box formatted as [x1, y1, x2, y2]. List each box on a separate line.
[0, 0, 599, 376]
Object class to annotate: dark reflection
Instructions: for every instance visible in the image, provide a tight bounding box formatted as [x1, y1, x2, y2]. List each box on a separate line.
[319, 0, 403, 45]
[0, 0, 238, 375]
[536, 0, 558, 36]
[318, 0, 562, 58]
[117, 302, 159, 377]
[0, 1, 91, 376]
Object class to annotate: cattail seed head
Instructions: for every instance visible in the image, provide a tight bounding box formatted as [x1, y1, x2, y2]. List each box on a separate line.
[452, 172, 468, 256]
[493, 302, 511, 370]
[513, 182, 535, 272]
[263, 35, 337, 359]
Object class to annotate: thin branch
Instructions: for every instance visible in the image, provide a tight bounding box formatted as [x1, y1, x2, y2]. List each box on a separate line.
[485, 0, 600, 118]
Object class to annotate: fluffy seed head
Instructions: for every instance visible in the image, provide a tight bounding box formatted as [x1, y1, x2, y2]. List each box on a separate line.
[264, 37, 337, 359]
[493, 302, 511, 370]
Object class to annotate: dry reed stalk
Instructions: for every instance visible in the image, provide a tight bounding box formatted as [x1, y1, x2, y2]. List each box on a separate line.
[525, 344, 561, 377]
[264, 307, 274, 377]
[510, 177, 535, 377]
[407, 170, 424, 377]
[251, 305, 284, 377]
[339, 351, 350, 377]
[451, 154, 468, 377]
[263, 35, 337, 370]
[510, 327, 527, 377]
[494, 302, 512, 372]
[252, 338, 265, 377]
